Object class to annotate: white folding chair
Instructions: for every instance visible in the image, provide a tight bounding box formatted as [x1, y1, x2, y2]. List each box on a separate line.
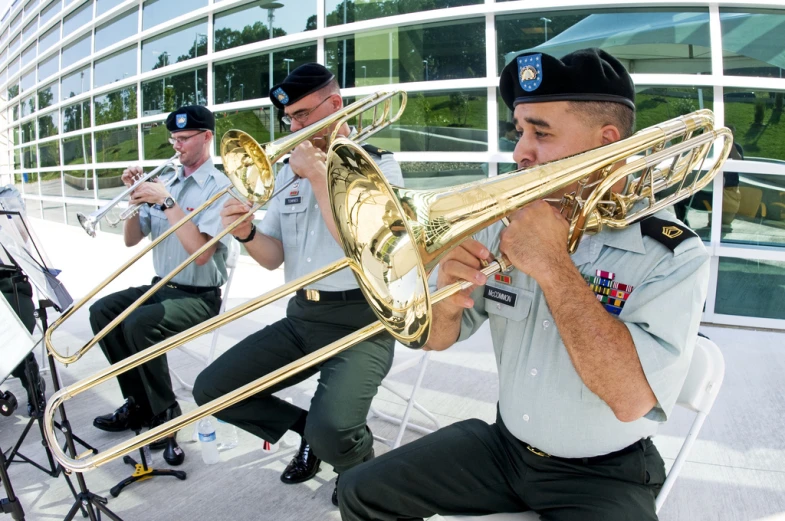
[370, 349, 441, 449]
[436, 335, 726, 521]
[170, 240, 241, 400]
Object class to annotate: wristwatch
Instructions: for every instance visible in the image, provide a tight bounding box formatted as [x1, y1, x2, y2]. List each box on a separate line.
[161, 196, 176, 211]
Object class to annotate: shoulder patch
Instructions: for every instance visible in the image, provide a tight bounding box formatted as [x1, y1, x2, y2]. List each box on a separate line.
[361, 144, 393, 157]
[639, 217, 697, 251]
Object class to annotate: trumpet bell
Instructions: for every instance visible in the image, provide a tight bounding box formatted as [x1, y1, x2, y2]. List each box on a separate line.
[76, 212, 97, 238]
[221, 129, 276, 203]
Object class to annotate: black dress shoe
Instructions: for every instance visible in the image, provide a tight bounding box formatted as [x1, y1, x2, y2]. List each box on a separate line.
[332, 448, 375, 507]
[93, 398, 144, 432]
[281, 437, 321, 484]
[148, 402, 182, 451]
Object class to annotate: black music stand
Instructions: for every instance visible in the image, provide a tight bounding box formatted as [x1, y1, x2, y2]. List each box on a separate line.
[1, 396, 25, 521]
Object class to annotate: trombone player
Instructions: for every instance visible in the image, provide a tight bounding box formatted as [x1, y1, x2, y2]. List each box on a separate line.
[193, 63, 403, 506]
[339, 49, 711, 521]
[89, 106, 231, 466]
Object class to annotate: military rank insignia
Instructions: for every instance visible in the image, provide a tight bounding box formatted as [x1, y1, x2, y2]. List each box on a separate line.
[584, 269, 634, 316]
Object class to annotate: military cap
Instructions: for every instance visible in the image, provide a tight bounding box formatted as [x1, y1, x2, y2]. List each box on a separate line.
[270, 63, 336, 110]
[499, 48, 635, 111]
[166, 105, 215, 133]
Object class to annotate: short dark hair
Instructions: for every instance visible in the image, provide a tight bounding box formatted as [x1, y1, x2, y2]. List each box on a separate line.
[567, 101, 636, 139]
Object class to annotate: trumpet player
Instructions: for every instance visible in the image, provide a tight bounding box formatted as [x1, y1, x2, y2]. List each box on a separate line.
[193, 63, 403, 506]
[89, 106, 232, 466]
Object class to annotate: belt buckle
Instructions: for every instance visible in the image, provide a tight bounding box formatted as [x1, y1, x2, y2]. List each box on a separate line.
[526, 445, 551, 458]
[305, 289, 320, 302]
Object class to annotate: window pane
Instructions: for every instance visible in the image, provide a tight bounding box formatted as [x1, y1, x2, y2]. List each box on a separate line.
[325, 18, 485, 89]
[142, 120, 172, 160]
[40, 143, 62, 168]
[10, 13, 21, 33]
[724, 89, 785, 162]
[95, 86, 138, 125]
[22, 43, 36, 68]
[496, 8, 711, 75]
[22, 16, 38, 43]
[141, 67, 207, 117]
[636, 86, 714, 129]
[12, 105, 19, 122]
[716, 257, 785, 319]
[38, 110, 59, 138]
[21, 93, 35, 117]
[96, 167, 128, 202]
[64, 170, 94, 197]
[94, 126, 138, 162]
[97, 0, 126, 17]
[62, 33, 91, 69]
[24, 0, 39, 17]
[22, 120, 36, 143]
[8, 55, 20, 77]
[94, 45, 137, 88]
[351, 89, 488, 153]
[9, 34, 20, 54]
[213, 0, 315, 53]
[20, 68, 35, 95]
[14, 150, 21, 170]
[143, 0, 207, 31]
[67, 203, 98, 227]
[38, 52, 58, 82]
[38, 81, 59, 110]
[61, 66, 90, 99]
[64, 0, 93, 37]
[23, 146, 38, 171]
[400, 161, 486, 190]
[63, 135, 93, 165]
[22, 198, 42, 218]
[720, 9, 785, 78]
[8, 83, 19, 101]
[12, 126, 20, 145]
[62, 99, 91, 132]
[40, 0, 62, 26]
[142, 20, 207, 73]
[39, 22, 60, 53]
[96, 8, 138, 52]
[325, 0, 480, 26]
[214, 107, 273, 157]
[42, 201, 65, 223]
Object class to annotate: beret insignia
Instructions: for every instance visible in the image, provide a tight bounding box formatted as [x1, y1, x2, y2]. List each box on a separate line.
[272, 87, 289, 105]
[517, 54, 543, 92]
[175, 114, 187, 128]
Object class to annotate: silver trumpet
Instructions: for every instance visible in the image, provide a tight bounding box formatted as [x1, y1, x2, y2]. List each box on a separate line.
[76, 153, 180, 237]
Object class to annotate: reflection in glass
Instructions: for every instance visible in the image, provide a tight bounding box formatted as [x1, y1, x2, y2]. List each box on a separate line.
[325, 0, 480, 26]
[721, 9, 785, 78]
[38, 110, 59, 139]
[64, 170, 94, 198]
[42, 201, 65, 223]
[23, 17, 38, 43]
[8, 55, 19, 76]
[96, 167, 128, 203]
[62, 33, 91, 69]
[9, 34, 20, 54]
[21, 94, 35, 117]
[40, 0, 62, 26]
[20, 69, 35, 95]
[63, 0, 93, 37]
[22, 42, 36, 66]
[23, 198, 42, 219]
[40, 170, 63, 197]
[94, 46, 137, 88]
[12, 126, 20, 146]
[97, 0, 126, 17]
[62, 67, 91, 99]
[95, 126, 138, 163]
[12, 105, 19, 122]
[213, 0, 315, 53]
[22, 121, 36, 143]
[63, 135, 93, 166]
[724, 89, 785, 162]
[351, 90, 488, 153]
[67, 203, 98, 227]
[213, 108, 273, 157]
[143, 0, 207, 31]
[141, 67, 207, 118]
[142, 20, 208, 73]
[325, 19, 485, 89]
[13, 150, 21, 170]
[38, 82, 59, 110]
[400, 161, 487, 189]
[716, 257, 785, 319]
[96, 8, 138, 52]
[39, 22, 60, 53]
[10, 13, 21, 33]
[23, 147, 38, 171]
[8, 83, 19, 101]
[95, 86, 138, 125]
[496, 8, 711, 74]
[38, 53, 58, 82]
[635, 86, 714, 129]
[62, 100, 91, 132]
[143, 120, 174, 160]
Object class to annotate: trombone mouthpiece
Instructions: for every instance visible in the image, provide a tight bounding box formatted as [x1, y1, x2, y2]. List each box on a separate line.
[77, 213, 96, 238]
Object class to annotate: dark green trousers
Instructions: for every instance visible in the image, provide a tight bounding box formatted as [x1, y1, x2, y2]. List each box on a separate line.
[2, 274, 38, 388]
[89, 283, 220, 417]
[193, 295, 394, 474]
[339, 410, 666, 521]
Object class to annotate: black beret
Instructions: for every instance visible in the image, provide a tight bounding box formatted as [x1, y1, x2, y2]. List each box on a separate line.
[166, 105, 215, 133]
[499, 48, 635, 112]
[270, 63, 335, 110]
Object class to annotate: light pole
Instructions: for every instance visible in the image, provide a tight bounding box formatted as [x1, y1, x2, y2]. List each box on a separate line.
[239, 83, 244, 100]
[227, 73, 233, 103]
[194, 33, 206, 103]
[264, 3, 284, 39]
[283, 58, 294, 75]
[540, 17, 552, 42]
[423, 60, 429, 81]
[361, 65, 366, 80]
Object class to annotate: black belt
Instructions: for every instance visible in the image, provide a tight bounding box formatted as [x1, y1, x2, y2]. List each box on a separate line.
[152, 277, 220, 295]
[524, 439, 645, 465]
[296, 288, 365, 302]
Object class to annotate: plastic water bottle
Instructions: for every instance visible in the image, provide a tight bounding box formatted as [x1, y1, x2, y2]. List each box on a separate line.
[216, 419, 239, 451]
[197, 417, 220, 464]
[281, 397, 301, 448]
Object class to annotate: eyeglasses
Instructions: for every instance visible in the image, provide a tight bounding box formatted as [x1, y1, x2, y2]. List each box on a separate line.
[169, 129, 207, 145]
[281, 96, 333, 126]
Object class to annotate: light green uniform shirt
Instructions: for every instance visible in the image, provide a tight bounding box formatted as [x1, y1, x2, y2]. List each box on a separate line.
[456, 209, 710, 458]
[138, 160, 232, 287]
[259, 143, 403, 291]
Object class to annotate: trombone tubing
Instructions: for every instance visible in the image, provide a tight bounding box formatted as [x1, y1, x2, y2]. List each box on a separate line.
[44, 257, 503, 473]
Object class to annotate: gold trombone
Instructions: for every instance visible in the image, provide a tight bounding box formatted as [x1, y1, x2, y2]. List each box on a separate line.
[44, 89, 408, 366]
[44, 109, 732, 473]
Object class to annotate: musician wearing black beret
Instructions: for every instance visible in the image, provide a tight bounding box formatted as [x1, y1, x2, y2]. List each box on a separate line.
[339, 48, 710, 521]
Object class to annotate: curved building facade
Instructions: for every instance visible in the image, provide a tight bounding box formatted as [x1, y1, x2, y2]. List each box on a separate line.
[1, 0, 784, 329]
